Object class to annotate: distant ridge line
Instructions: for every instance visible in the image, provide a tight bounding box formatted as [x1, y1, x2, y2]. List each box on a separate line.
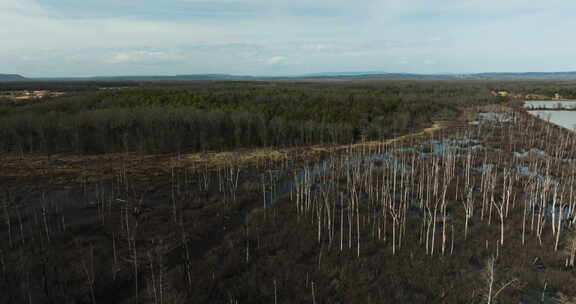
[0, 74, 27, 81]
[4, 71, 576, 81]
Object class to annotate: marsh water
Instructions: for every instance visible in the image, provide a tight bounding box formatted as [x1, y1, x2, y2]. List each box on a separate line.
[529, 110, 576, 130]
[524, 100, 576, 109]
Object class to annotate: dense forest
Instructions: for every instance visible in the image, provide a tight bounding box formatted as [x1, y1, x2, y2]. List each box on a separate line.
[493, 81, 576, 99]
[0, 81, 498, 154]
[5, 80, 576, 304]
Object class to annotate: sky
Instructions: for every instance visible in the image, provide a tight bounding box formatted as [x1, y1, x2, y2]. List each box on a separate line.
[2, 0, 576, 77]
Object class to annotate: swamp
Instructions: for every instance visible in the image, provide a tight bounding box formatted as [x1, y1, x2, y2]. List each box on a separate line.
[1, 80, 576, 303]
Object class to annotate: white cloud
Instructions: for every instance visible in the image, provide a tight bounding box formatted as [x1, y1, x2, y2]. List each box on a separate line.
[302, 43, 332, 52]
[106, 50, 183, 64]
[0, 0, 45, 14]
[2, 0, 576, 76]
[374, 0, 576, 14]
[178, 0, 363, 6]
[266, 56, 288, 65]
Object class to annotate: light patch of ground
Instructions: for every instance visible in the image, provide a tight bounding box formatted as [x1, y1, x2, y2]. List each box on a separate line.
[182, 121, 451, 169]
[185, 149, 288, 168]
[0, 120, 456, 185]
[336, 122, 444, 151]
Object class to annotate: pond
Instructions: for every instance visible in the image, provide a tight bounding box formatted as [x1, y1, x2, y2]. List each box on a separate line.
[524, 100, 576, 109]
[529, 110, 576, 130]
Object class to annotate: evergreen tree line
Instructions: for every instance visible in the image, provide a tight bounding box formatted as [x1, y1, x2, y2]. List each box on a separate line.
[492, 81, 576, 99]
[0, 82, 497, 154]
[0, 107, 354, 153]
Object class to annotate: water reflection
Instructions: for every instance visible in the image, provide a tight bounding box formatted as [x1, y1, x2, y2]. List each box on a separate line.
[524, 100, 576, 109]
[529, 111, 576, 130]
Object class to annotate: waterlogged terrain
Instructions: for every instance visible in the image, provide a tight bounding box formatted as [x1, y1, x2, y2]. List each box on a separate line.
[204, 106, 576, 303]
[4, 82, 576, 303]
[529, 110, 576, 131]
[524, 100, 576, 109]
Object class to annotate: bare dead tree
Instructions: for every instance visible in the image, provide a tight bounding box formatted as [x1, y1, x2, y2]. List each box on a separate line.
[480, 256, 518, 304]
[462, 187, 474, 240]
[564, 232, 576, 269]
[2, 199, 12, 248]
[81, 244, 96, 304]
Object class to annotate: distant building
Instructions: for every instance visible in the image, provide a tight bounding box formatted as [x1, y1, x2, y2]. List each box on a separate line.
[555, 93, 561, 100]
[33, 91, 48, 98]
[491, 91, 509, 97]
[524, 94, 549, 100]
[3, 90, 66, 101]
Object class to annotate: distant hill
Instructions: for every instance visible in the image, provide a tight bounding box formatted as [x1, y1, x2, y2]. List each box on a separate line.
[9, 71, 576, 82]
[0, 74, 27, 81]
[87, 74, 253, 81]
[299, 72, 457, 80]
[95, 72, 576, 81]
[468, 72, 576, 79]
[299, 71, 576, 80]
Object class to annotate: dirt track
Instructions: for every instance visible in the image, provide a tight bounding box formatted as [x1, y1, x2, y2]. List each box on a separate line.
[0, 120, 457, 186]
[183, 120, 456, 169]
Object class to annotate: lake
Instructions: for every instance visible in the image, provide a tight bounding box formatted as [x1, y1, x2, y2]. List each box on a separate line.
[529, 110, 576, 130]
[524, 100, 576, 109]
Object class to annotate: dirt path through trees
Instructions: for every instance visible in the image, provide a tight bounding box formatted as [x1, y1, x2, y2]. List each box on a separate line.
[184, 120, 453, 169]
[0, 121, 454, 187]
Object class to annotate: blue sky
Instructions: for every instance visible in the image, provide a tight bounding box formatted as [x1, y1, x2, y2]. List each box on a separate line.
[2, 0, 576, 77]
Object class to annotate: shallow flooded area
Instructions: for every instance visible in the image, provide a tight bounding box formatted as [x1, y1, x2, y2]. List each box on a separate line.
[524, 100, 576, 109]
[529, 110, 576, 130]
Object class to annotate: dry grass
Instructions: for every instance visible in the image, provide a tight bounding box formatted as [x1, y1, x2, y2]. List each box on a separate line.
[181, 121, 451, 168]
[0, 120, 452, 185]
[186, 149, 287, 166]
[337, 122, 444, 150]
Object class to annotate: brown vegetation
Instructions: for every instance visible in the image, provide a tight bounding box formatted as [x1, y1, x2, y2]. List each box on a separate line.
[4, 81, 576, 303]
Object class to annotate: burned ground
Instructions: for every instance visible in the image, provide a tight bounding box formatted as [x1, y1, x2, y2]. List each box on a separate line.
[2, 81, 576, 303]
